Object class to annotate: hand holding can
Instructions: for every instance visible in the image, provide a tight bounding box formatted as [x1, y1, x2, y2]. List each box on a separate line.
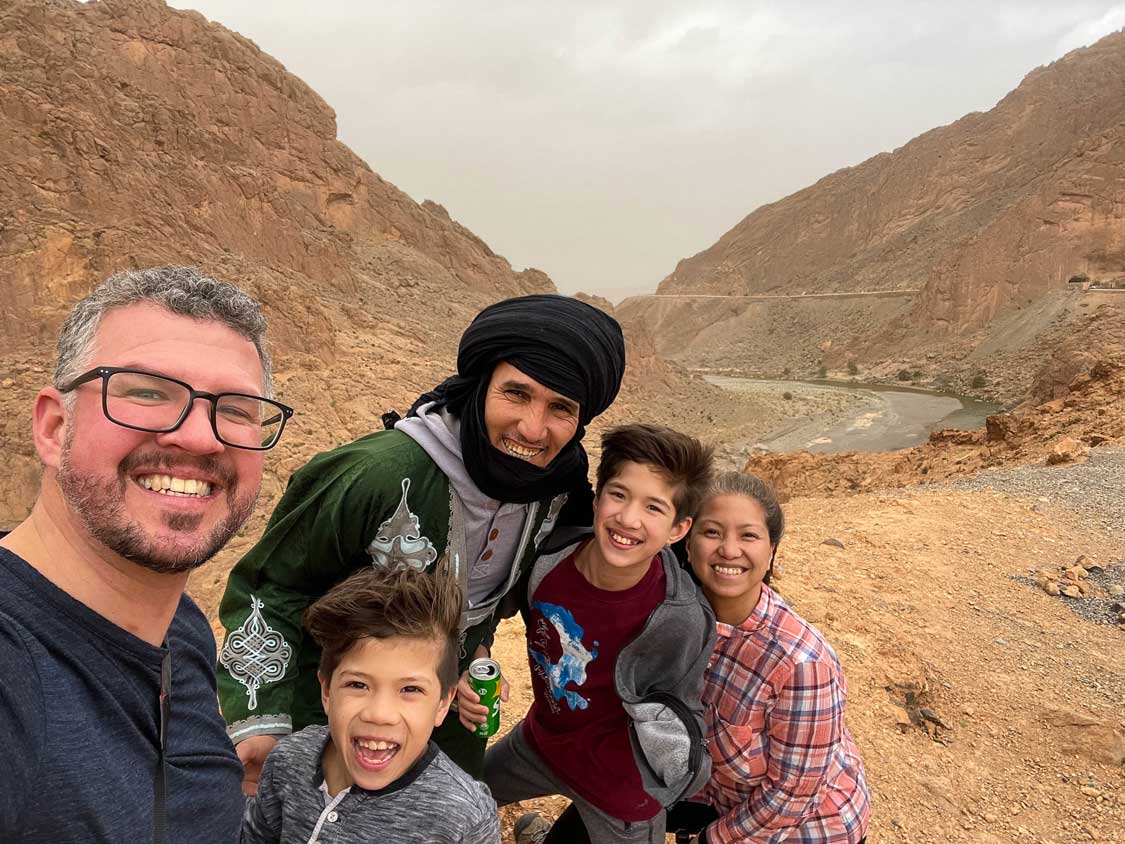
[461, 658, 502, 737]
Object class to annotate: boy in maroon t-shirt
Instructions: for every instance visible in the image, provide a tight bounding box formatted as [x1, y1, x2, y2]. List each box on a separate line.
[461, 424, 715, 844]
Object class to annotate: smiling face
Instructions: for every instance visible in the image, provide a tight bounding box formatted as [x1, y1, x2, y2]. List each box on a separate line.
[688, 493, 775, 625]
[483, 361, 580, 468]
[320, 635, 453, 793]
[582, 460, 691, 589]
[47, 302, 266, 573]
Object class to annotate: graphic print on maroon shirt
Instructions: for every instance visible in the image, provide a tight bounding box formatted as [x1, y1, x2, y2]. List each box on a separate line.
[523, 546, 666, 821]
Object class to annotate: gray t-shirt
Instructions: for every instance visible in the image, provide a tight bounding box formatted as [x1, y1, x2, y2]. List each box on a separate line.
[242, 725, 500, 844]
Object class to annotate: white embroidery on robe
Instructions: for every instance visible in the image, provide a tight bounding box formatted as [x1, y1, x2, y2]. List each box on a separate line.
[368, 478, 438, 570]
[219, 596, 292, 711]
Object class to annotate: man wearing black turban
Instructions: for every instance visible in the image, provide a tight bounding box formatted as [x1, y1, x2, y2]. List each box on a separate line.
[218, 295, 626, 791]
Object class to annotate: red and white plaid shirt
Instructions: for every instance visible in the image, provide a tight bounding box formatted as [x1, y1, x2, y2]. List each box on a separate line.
[699, 584, 870, 844]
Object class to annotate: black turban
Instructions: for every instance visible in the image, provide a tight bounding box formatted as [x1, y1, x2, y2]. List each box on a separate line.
[407, 294, 626, 503]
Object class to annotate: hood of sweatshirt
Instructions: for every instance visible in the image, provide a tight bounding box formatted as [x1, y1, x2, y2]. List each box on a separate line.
[395, 401, 497, 514]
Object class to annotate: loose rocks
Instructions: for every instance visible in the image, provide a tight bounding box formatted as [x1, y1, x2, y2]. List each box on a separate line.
[1020, 553, 1125, 624]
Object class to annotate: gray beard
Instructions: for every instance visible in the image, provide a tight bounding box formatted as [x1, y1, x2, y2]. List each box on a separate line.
[56, 438, 257, 575]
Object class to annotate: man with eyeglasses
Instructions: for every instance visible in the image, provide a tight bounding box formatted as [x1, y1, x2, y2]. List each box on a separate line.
[217, 294, 626, 794]
[0, 267, 291, 844]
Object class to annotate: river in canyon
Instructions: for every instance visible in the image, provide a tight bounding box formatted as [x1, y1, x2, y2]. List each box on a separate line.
[706, 376, 1003, 454]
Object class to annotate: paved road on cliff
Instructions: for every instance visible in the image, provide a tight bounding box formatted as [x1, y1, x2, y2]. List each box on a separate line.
[632, 289, 920, 301]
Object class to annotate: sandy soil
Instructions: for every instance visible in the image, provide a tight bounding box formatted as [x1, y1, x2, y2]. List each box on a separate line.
[488, 483, 1125, 843]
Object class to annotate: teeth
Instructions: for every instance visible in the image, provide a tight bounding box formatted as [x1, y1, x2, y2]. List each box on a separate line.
[609, 531, 640, 546]
[503, 438, 540, 459]
[137, 474, 212, 497]
[713, 565, 744, 575]
[357, 739, 398, 751]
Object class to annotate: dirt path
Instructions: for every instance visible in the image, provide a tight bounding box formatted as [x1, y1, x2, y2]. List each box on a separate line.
[490, 479, 1125, 843]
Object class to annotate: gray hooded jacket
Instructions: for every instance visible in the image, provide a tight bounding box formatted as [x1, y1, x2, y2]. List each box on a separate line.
[529, 531, 717, 807]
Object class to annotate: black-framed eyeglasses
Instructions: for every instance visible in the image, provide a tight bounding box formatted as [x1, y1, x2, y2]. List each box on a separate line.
[60, 367, 294, 451]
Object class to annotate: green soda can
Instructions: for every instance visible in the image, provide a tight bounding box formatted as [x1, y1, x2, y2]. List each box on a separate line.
[468, 657, 502, 739]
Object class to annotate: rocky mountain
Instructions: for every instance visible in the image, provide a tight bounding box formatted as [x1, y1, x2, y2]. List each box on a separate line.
[0, 0, 769, 533]
[620, 31, 1125, 395]
[1, 0, 556, 343]
[0, 0, 534, 525]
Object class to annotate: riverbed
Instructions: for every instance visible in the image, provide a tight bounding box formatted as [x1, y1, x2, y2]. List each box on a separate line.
[705, 376, 1002, 454]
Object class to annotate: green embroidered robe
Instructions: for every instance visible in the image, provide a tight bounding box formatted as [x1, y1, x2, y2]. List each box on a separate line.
[217, 429, 565, 773]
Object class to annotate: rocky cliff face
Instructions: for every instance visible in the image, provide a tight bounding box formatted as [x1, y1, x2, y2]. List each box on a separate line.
[622, 31, 1125, 387]
[0, 0, 559, 528]
[0, 0, 553, 345]
[0, 0, 767, 533]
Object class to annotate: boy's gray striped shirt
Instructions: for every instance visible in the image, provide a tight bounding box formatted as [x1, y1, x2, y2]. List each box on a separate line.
[241, 726, 500, 844]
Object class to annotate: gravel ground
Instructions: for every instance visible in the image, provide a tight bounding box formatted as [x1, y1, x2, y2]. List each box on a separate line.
[950, 445, 1125, 539]
[949, 446, 1125, 626]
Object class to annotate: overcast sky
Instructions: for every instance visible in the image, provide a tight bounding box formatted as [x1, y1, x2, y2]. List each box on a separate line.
[171, 1, 1125, 301]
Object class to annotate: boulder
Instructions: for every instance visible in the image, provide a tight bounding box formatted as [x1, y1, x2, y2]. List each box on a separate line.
[1046, 436, 1088, 465]
[985, 414, 1014, 442]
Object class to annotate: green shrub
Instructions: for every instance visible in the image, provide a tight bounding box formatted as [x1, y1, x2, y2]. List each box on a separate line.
[971, 373, 987, 389]
[897, 369, 912, 381]
[846, 361, 859, 375]
[817, 365, 828, 379]
[782, 391, 793, 400]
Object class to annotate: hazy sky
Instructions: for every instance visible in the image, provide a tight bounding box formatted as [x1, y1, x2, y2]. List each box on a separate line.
[171, 1, 1125, 301]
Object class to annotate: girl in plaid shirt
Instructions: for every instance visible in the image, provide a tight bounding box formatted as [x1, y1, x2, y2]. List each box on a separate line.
[681, 471, 870, 844]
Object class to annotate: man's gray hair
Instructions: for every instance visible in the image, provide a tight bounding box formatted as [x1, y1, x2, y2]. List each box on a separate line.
[54, 266, 274, 396]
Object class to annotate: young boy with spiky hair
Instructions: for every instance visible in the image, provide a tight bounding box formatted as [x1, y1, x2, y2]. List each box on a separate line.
[241, 566, 500, 844]
[463, 423, 716, 844]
